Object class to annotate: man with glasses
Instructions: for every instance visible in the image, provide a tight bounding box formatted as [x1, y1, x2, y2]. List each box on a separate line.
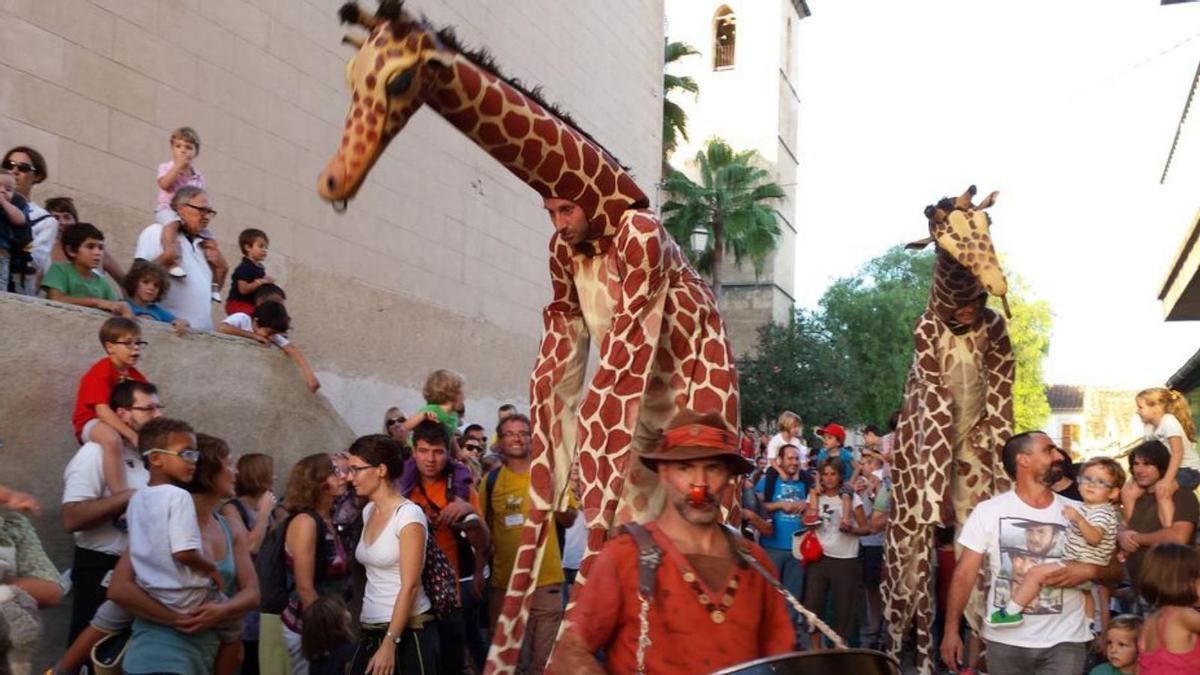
[59, 381, 162, 648]
[134, 186, 219, 331]
[481, 414, 577, 675]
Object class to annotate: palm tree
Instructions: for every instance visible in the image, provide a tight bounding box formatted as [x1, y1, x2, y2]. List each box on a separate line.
[663, 41, 700, 170]
[661, 139, 786, 298]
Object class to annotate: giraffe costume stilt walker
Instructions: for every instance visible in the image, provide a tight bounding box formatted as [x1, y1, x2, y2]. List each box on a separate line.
[882, 185, 1015, 675]
[316, 4, 740, 672]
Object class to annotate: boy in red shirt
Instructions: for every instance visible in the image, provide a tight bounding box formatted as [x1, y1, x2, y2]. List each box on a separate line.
[73, 317, 149, 497]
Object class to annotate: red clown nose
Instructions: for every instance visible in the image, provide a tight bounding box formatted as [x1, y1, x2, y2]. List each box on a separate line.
[688, 485, 708, 506]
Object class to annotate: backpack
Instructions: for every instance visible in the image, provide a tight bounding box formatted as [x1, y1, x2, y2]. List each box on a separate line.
[4, 205, 42, 281]
[421, 527, 461, 617]
[256, 510, 329, 614]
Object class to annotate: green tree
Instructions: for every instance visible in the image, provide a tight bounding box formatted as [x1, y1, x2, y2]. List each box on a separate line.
[818, 246, 935, 426]
[662, 41, 700, 170]
[992, 278, 1052, 432]
[661, 139, 785, 297]
[739, 309, 854, 431]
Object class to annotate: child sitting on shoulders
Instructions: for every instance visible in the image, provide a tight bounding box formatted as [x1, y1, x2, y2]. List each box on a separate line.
[41, 223, 131, 317]
[154, 126, 226, 301]
[414, 369, 466, 439]
[73, 317, 150, 507]
[225, 228, 273, 316]
[1124, 387, 1199, 528]
[1089, 614, 1141, 675]
[988, 457, 1124, 629]
[218, 299, 321, 393]
[123, 260, 189, 336]
[1135, 544, 1200, 672]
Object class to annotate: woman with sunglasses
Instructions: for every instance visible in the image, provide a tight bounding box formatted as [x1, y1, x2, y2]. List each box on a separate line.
[2, 146, 58, 295]
[383, 407, 411, 452]
[259, 453, 352, 675]
[108, 426, 260, 675]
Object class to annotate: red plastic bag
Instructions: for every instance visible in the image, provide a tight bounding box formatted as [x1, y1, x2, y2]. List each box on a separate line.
[796, 529, 823, 564]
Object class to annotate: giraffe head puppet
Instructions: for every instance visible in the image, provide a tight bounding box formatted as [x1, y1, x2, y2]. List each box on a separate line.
[318, 1, 452, 205]
[318, 1, 649, 236]
[908, 184, 1010, 325]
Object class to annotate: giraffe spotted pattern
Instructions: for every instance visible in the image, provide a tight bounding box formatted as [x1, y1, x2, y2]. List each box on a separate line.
[882, 187, 1014, 675]
[319, 8, 739, 673]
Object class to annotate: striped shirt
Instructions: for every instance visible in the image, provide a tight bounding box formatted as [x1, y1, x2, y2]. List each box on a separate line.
[1063, 502, 1119, 566]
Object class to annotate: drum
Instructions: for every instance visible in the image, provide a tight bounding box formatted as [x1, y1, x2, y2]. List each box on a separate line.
[711, 649, 901, 675]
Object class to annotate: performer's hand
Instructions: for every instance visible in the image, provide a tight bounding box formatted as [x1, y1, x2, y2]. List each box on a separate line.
[940, 630, 963, 670]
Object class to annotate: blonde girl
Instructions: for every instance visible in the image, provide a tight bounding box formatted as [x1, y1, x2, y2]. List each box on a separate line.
[767, 411, 806, 468]
[1123, 388, 1197, 527]
[1089, 614, 1141, 675]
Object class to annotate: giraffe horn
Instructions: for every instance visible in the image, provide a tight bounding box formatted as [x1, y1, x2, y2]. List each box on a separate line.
[338, 2, 379, 29]
[342, 34, 365, 49]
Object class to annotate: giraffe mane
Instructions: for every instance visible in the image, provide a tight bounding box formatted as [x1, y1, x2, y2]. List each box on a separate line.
[430, 25, 633, 173]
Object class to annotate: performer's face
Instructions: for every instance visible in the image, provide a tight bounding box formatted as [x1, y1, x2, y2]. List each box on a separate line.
[660, 458, 731, 526]
[543, 197, 590, 245]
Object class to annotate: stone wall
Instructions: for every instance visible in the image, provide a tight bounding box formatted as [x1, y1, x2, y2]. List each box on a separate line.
[0, 0, 665, 433]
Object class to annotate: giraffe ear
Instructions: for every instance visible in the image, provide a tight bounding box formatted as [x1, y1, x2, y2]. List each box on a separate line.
[977, 191, 999, 210]
[905, 237, 934, 250]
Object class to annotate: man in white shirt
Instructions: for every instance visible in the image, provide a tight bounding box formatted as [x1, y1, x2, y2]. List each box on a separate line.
[134, 186, 215, 331]
[60, 381, 160, 644]
[940, 431, 1121, 674]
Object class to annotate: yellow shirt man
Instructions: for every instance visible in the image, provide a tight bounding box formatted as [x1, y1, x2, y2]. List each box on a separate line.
[481, 465, 578, 590]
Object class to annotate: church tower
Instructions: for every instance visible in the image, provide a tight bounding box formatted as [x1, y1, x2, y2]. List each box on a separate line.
[664, 0, 810, 356]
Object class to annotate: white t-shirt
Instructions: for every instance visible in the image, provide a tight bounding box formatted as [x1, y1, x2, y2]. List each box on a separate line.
[134, 223, 213, 331]
[61, 441, 151, 555]
[357, 501, 433, 624]
[561, 514, 587, 570]
[958, 490, 1090, 648]
[222, 312, 289, 347]
[812, 492, 864, 559]
[766, 433, 808, 465]
[1146, 413, 1199, 472]
[27, 201, 58, 274]
[127, 484, 208, 612]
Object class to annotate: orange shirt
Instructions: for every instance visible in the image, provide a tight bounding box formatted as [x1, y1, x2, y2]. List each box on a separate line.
[408, 476, 481, 574]
[557, 523, 793, 673]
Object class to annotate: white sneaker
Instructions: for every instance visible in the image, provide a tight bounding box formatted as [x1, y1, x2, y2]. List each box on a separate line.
[211, 290, 222, 303]
[168, 266, 186, 278]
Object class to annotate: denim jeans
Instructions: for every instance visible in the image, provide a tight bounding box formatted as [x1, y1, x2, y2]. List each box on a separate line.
[764, 545, 806, 648]
[984, 640, 1087, 675]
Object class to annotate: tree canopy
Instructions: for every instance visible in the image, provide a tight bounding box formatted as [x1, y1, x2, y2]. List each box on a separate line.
[741, 246, 1053, 434]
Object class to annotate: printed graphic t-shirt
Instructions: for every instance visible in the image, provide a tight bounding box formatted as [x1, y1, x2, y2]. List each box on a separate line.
[958, 490, 1090, 648]
[754, 475, 807, 551]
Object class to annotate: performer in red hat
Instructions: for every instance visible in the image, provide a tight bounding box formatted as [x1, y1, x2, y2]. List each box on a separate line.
[548, 409, 799, 674]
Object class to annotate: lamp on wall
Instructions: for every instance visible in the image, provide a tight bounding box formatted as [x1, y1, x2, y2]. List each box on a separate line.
[691, 226, 710, 253]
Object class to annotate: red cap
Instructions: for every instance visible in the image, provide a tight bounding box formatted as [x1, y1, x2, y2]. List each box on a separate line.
[815, 423, 846, 444]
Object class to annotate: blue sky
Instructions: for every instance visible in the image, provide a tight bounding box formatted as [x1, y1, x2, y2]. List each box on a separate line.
[794, 0, 1200, 388]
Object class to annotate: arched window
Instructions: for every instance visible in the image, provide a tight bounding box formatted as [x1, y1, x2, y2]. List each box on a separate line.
[713, 6, 736, 70]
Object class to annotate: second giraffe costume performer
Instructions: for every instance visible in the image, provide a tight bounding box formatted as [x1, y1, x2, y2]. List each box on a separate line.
[882, 186, 1015, 675]
[317, 4, 741, 673]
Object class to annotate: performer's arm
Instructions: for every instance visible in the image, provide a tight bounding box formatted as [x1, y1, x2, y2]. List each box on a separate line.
[530, 234, 591, 509]
[575, 214, 671, 519]
[939, 547, 984, 671]
[982, 310, 1016, 486]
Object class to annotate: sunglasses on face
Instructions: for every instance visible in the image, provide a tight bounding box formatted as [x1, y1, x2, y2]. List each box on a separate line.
[180, 203, 217, 218]
[386, 417, 406, 427]
[1, 160, 34, 174]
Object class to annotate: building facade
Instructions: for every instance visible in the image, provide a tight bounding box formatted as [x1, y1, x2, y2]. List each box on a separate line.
[1045, 384, 1141, 459]
[0, 0, 664, 433]
[663, 0, 809, 356]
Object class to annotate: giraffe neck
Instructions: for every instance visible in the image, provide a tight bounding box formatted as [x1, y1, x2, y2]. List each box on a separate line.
[929, 248, 984, 328]
[424, 54, 648, 235]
